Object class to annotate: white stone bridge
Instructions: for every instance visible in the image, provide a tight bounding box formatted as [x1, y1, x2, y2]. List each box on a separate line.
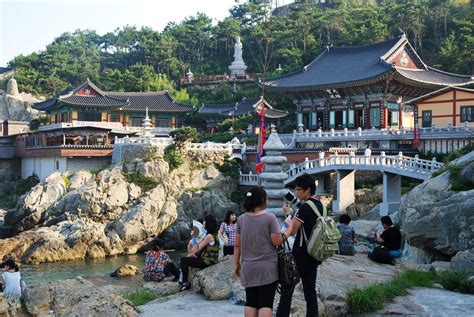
[239, 151, 444, 216]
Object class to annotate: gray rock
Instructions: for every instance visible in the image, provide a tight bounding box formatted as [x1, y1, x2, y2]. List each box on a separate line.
[450, 249, 474, 274]
[460, 161, 474, 184]
[430, 261, 451, 275]
[142, 281, 180, 297]
[192, 256, 235, 300]
[377, 288, 474, 316]
[68, 170, 93, 192]
[112, 264, 139, 277]
[399, 151, 474, 259]
[6, 78, 19, 96]
[23, 278, 138, 316]
[204, 165, 219, 179]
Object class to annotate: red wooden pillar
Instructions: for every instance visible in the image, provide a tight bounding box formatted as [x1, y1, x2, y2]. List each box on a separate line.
[453, 89, 457, 126]
[380, 105, 387, 128]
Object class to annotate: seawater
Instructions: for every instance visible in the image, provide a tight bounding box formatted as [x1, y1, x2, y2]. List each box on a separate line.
[20, 251, 183, 285]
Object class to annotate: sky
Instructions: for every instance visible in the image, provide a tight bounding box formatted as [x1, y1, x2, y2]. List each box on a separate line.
[0, 0, 241, 67]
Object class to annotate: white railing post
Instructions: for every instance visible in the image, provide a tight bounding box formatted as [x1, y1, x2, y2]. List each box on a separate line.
[357, 127, 362, 136]
[330, 128, 335, 137]
[319, 152, 325, 167]
[304, 157, 309, 170]
[431, 157, 437, 172]
[398, 151, 403, 168]
[317, 128, 322, 138]
[343, 128, 348, 136]
[349, 151, 355, 164]
[465, 122, 469, 131]
[380, 151, 386, 165]
[414, 154, 419, 170]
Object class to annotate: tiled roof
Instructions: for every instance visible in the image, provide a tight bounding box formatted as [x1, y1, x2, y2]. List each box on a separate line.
[107, 91, 193, 113]
[261, 38, 398, 91]
[34, 80, 194, 113]
[0, 67, 12, 74]
[59, 95, 128, 107]
[395, 67, 474, 86]
[405, 86, 474, 104]
[261, 35, 474, 91]
[199, 97, 288, 118]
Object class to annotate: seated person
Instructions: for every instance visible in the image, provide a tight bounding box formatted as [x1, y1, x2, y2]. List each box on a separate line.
[187, 220, 206, 255]
[179, 215, 220, 291]
[376, 215, 402, 258]
[0, 259, 22, 298]
[144, 239, 179, 282]
[337, 214, 356, 256]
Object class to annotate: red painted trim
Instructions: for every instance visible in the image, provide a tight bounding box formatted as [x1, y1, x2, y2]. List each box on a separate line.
[453, 90, 457, 126]
[418, 98, 474, 105]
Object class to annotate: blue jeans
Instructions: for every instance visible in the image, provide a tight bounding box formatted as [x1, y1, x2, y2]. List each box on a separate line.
[389, 250, 402, 258]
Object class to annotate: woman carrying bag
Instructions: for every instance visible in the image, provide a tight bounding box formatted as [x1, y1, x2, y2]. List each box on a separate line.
[234, 186, 284, 317]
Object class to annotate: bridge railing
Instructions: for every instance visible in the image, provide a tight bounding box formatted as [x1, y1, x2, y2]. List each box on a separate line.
[239, 152, 444, 185]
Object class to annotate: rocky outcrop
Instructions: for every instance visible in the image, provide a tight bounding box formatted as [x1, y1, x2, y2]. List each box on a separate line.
[23, 277, 138, 316]
[0, 153, 237, 264]
[399, 151, 474, 261]
[450, 249, 474, 274]
[0, 78, 42, 122]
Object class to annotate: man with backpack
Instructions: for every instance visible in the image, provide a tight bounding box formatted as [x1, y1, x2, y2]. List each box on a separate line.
[277, 173, 325, 317]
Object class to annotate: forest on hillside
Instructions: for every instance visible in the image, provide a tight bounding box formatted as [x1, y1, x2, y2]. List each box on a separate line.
[7, 0, 473, 106]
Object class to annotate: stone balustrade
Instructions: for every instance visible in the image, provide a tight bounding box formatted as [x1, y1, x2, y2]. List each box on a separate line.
[239, 151, 444, 185]
[239, 171, 260, 186]
[292, 123, 472, 141]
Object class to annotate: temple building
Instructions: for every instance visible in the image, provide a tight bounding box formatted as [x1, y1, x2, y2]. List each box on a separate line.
[260, 33, 474, 131]
[198, 96, 288, 133]
[405, 87, 474, 128]
[33, 78, 193, 135]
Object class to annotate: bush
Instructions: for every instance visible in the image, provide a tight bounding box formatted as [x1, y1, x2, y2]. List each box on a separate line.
[437, 271, 474, 294]
[198, 132, 233, 143]
[447, 165, 474, 191]
[169, 126, 198, 146]
[163, 144, 184, 170]
[122, 172, 159, 192]
[28, 116, 49, 131]
[216, 155, 239, 180]
[123, 289, 157, 306]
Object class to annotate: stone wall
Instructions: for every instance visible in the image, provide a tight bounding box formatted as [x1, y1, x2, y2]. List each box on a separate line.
[0, 159, 20, 182]
[66, 157, 111, 174]
[112, 143, 160, 164]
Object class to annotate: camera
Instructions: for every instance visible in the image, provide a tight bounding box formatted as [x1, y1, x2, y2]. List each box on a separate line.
[285, 192, 302, 208]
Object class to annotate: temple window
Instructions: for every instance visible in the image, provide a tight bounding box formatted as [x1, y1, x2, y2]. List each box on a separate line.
[78, 111, 101, 122]
[460, 106, 473, 122]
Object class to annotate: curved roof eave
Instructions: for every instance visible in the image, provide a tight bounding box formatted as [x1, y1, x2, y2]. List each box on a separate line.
[261, 69, 394, 93]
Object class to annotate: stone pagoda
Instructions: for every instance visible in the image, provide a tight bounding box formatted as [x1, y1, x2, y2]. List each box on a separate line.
[259, 125, 288, 217]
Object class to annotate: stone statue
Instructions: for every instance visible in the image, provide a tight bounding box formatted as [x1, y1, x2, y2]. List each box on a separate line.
[233, 36, 244, 64]
[229, 35, 248, 77]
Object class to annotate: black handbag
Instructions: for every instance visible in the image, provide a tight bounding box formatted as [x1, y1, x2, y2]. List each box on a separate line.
[368, 246, 392, 264]
[277, 234, 300, 295]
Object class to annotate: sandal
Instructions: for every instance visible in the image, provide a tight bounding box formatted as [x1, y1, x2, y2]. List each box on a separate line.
[179, 283, 191, 292]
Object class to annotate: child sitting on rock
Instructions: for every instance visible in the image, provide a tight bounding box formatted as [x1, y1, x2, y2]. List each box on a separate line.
[144, 239, 179, 282]
[337, 214, 356, 256]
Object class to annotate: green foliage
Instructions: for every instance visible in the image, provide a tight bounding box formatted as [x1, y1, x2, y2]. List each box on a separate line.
[29, 116, 50, 131]
[446, 165, 474, 191]
[1, 175, 40, 209]
[163, 144, 184, 170]
[421, 144, 474, 164]
[437, 271, 474, 294]
[216, 156, 240, 180]
[122, 172, 159, 192]
[169, 126, 198, 146]
[190, 161, 209, 171]
[231, 190, 245, 205]
[198, 132, 234, 143]
[63, 175, 71, 189]
[347, 270, 434, 314]
[7, 1, 472, 102]
[123, 289, 158, 306]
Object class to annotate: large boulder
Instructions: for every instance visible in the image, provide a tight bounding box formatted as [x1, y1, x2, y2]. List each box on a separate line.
[112, 264, 139, 277]
[4, 173, 67, 233]
[450, 249, 474, 274]
[23, 277, 138, 316]
[137, 160, 169, 181]
[192, 256, 236, 300]
[399, 152, 474, 260]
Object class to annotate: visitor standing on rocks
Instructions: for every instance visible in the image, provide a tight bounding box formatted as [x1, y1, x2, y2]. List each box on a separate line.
[277, 173, 324, 317]
[234, 186, 284, 317]
[0, 259, 22, 298]
[376, 216, 402, 259]
[219, 210, 237, 256]
[337, 214, 356, 256]
[179, 215, 220, 291]
[143, 239, 180, 282]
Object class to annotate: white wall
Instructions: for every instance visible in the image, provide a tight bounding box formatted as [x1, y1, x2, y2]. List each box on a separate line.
[22, 157, 67, 181]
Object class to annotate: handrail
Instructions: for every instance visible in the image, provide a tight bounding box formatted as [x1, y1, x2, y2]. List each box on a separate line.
[238, 152, 445, 185]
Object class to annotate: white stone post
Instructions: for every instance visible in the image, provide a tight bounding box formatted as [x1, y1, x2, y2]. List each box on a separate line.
[380, 151, 386, 165]
[380, 172, 401, 216]
[343, 127, 348, 136]
[332, 170, 355, 214]
[297, 123, 304, 133]
[431, 157, 437, 172]
[357, 127, 362, 136]
[330, 128, 335, 137]
[318, 128, 322, 137]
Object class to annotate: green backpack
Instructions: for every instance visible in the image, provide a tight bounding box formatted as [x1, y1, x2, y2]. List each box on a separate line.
[299, 200, 341, 261]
